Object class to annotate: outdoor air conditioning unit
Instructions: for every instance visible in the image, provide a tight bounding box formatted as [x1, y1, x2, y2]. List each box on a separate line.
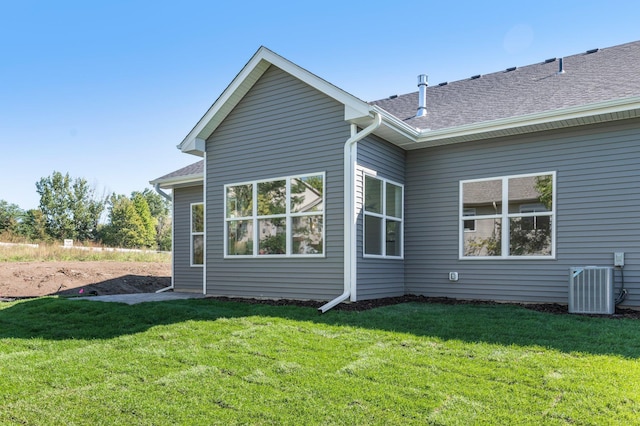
[569, 267, 615, 314]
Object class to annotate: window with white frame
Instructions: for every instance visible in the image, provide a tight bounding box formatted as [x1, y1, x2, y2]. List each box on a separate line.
[460, 172, 555, 258]
[363, 174, 404, 258]
[225, 173, 324, 257]
[191, 203, 204, 266]
[463, 208, 476, 232]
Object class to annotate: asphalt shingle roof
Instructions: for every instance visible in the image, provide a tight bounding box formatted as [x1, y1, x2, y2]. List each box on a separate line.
[370, 40, 640, 130]
[158, 41, 640, 181]
[152, 160, 203, 182]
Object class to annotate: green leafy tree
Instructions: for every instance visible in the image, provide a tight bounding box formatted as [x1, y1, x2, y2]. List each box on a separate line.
[35, 171, 105, 241]
[18, 209, 49, 242]
[132, 193, 156, 248]
[101, 195, 143, 248]
[0, 200, 23, 235]
[132, 188, 172, 250]
[101, 194, 156, 249]
[156, 215, 172, 251]
[132, 188, 170, 218]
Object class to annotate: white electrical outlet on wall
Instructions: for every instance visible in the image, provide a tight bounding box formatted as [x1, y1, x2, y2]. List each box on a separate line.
[614, 252, 625, 267]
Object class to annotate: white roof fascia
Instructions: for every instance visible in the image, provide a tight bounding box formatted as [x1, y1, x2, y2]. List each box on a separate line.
[371, 105, 421, 139]
[178, 53, 271, 156]
[149, 173, 203, 189]
[411, 96, 640, 148]
[256, 48, 370, 121]
[178, 47, 371, 155]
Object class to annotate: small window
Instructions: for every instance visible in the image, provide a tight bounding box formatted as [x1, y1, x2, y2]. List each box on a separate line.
[463, 208, 476, 232]
[519, 204, 550, 231]
[460, 172, 555, 259]
[224, 173, 324, 257]
[191, 203, 204, 266]
[363, 174, 404, 258]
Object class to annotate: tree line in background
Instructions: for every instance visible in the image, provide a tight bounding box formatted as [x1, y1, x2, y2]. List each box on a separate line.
[0, 171, 171, 251]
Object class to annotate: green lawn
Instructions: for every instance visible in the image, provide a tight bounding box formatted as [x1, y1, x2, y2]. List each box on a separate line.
[1, 298, 639, 425]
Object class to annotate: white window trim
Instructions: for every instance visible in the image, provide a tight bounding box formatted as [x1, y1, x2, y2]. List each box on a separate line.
[459, 171, 556, 260]
[223, 172, 326, 258]
[190, 202, 204, 267]
[363, 173, 404, 259]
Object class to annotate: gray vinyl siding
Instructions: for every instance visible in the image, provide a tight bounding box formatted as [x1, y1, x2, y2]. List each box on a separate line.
[172, 184, 203, 293]
[355, 134, 406, 300]
[204, 65, 349, 300]
[405, 118, 640, 307]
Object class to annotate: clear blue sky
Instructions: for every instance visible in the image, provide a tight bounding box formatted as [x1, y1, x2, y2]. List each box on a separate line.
[1, 0, 639, 210]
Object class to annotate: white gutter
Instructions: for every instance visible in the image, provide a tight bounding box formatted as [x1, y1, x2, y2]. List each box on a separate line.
[149, 173, 203, 189]
[154, 184, 175, 294]
[319, 112, 382, 313]
[154, 184, 172, 202]
[416, 96, 640, 144]
[371, 96, 640, 149]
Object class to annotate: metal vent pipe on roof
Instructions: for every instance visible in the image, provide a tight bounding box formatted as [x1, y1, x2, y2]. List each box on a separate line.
[558, 57, 565, 74]
[416, 74, 428, 117]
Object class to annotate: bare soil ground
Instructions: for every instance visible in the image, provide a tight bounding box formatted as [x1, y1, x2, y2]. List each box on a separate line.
[0, 261, 170, 299]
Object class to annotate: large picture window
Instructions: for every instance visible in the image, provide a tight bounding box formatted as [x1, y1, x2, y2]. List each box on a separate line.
[225, 173, 324, 257]
[460, 172, 555, 259]
[191, 203, 204, 266]
[363, 174, 404, 258]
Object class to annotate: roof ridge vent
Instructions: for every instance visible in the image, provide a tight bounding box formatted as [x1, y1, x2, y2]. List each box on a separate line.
[416, 74, 428, 117]
[438, 82, 448, 86]
[388, 95, 398, 99]
[505, 66, 517, 72]
[544, 57, 557, 63]
[586, 48, 600, 54]
[470, 74, 481, 80]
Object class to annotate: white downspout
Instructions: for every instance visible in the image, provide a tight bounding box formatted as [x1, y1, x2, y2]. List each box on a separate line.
[154, 184, 175, 293]
[202, 152, 207, 296]
[319, 112, 382, 313]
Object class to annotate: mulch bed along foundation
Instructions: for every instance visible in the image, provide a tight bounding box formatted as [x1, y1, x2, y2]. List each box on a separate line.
[209, 294, 640, 319]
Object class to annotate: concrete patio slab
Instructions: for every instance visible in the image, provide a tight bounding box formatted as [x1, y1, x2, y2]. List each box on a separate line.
[73, 292, 206, 305]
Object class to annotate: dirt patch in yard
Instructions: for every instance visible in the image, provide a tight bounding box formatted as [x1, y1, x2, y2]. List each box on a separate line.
[0, 261, 170, 299]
